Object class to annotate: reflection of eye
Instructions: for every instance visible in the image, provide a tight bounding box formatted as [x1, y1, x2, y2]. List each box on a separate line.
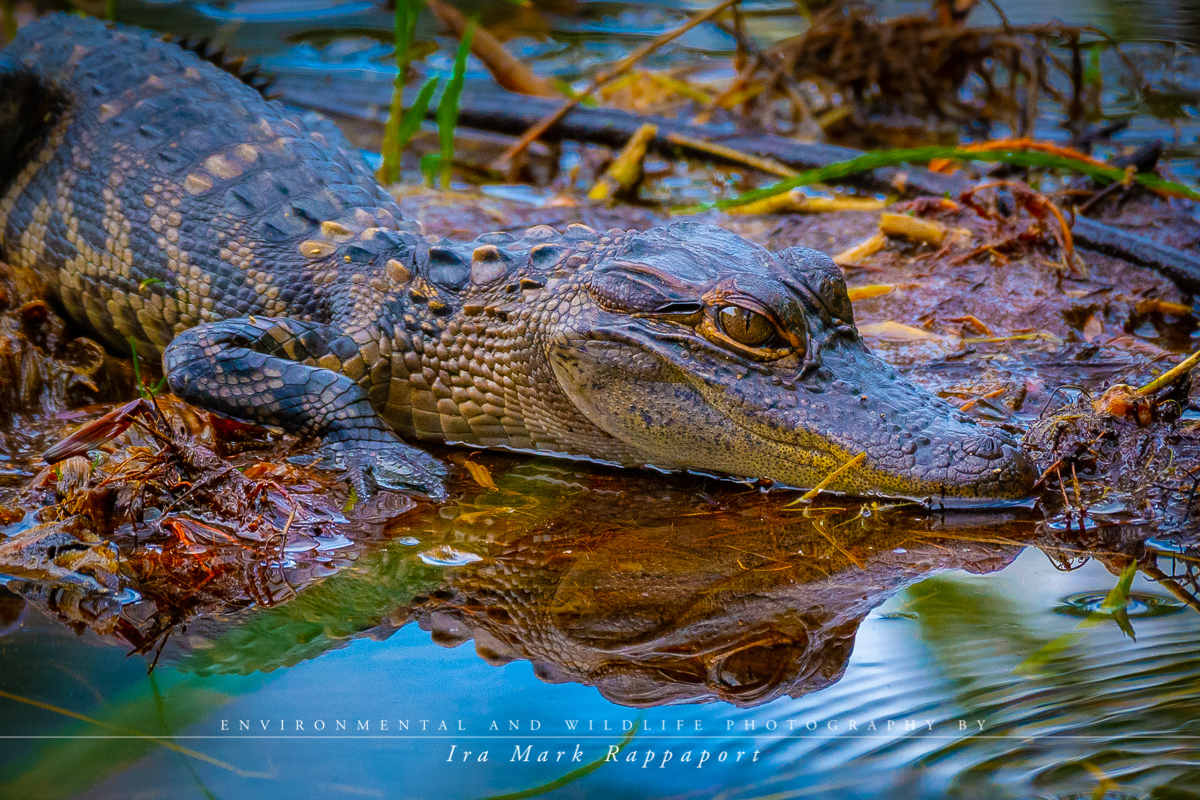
[711, 641, 800, 695]
[717, 306, 778, 348]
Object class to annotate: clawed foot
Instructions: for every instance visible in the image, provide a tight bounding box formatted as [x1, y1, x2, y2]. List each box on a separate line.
[316, 432, 447, 501]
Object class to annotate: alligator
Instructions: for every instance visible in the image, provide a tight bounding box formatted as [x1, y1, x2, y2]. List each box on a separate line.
[0, 14, 1035, 503]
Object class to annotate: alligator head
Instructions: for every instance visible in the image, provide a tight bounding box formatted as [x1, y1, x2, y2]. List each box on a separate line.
[547, 222, 1035, 504]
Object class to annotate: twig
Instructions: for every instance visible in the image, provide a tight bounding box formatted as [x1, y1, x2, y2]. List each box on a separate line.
[495, 0, 739, 168]
[589, 123, 658, 202]
[1077, 178, 1128, 216]
[790, 452, 867, 504]
[425, 0, 556, 97]
[961, 137, 1110, 168]
[981, 0, 1012, 32]
[730, 1, 748, 72]
[1137, 347, 1200, 396]
[1141, 562, 1200, 614]
[694, 54, 763, 123]
[813, 520, 865, 569]
[665, 132, 797, 178]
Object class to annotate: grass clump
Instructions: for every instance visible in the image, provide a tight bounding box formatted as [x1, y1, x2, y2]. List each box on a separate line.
[379, 0, 431, 186]
[421, 18, 476, 188]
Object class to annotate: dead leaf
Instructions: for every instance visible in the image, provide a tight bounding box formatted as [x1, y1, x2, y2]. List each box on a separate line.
[464, 459, 498, 491]
[858, 321, 944, 341]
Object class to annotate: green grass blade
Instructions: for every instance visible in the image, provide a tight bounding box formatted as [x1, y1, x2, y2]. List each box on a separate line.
[127, 336, 162, 398]
[396, 75, 439, 157]
[127, 336, 153, 399]
[435, 18, 476, 188]
[1099, 560, 1138, 615]
[1014, 561, 1142, 675]
[681, 145, 1200, 213]
[420, 152, 442, 185]
[128, 337, 141, 389]
[397, 0, 421, 78]
[1012, 630, 1086, 676]
[379, 0, 426, 185]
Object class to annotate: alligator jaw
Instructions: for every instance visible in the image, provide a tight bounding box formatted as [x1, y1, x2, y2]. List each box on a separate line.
[552, 331, 1035, 505]
[780, 338, 1037, 505]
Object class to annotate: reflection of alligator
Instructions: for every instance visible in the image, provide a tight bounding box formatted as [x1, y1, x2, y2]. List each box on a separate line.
[0, 15, 1033, 503]
[1, 513, 1027, 708]
[10, 458, 1177, 708]
[130, 476, 1035, 706]
[403, 503, 1032, 707]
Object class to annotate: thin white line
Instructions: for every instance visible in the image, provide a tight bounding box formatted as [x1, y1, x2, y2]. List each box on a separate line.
[0, 738, 1190, 743]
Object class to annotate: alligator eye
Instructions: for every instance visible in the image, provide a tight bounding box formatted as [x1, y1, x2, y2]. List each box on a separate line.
[717, 306, 777, 348]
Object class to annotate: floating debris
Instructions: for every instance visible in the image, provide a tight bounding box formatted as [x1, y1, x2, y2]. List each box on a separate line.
[418, 544, 484, 567]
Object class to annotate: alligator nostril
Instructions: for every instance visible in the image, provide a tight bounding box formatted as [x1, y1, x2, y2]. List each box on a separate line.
[962, 435, 1005, 460]
[906, 417, 931, 433]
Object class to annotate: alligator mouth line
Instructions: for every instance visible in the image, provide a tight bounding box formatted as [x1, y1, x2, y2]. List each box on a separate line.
[723, 419, 1027, 507]
[689, 357, 1034, 505]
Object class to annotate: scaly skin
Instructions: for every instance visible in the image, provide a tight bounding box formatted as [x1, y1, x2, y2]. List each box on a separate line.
[0, 15, 1035, 503]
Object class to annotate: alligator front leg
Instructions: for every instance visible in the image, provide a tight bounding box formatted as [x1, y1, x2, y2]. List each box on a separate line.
[163, 317, 447, 500]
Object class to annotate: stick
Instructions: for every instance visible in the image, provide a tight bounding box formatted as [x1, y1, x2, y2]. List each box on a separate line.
[495, 0, 739, 168]
[791, 452, 867, 503]
[589, 123, 658, 202]
[424, 0, 557, 98]
[1137, 347, 1200, 396]
[665, 132, 797, 178]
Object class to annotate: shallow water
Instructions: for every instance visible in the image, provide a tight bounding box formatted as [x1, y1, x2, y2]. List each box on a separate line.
[2, 0, 1200, 798]
[3, 480, 1200, 798]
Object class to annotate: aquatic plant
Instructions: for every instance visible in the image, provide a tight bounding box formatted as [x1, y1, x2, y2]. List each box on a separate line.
[421, 18, 476, 189]
[378, 0, 429, 185]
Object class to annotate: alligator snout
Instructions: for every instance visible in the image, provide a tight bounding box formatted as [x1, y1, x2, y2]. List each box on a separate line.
[774, 340, 1038, 504]
[872, 403, 1037, 503]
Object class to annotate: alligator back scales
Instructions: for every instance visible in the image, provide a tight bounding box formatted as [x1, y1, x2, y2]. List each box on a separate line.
[0, 14, 1036, 503]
